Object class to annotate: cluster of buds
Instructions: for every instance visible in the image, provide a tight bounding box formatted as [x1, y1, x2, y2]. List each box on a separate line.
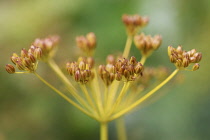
[99, 55, 144, 86]
[122, 14, 149, 36]
[66, 57, 94, 84]
[5, 46, 42, 74]
[134, 33, 162, 56]
[168, 46, 202, 71]
[76, 32, 96, 56]
[33, 35, 59, 61]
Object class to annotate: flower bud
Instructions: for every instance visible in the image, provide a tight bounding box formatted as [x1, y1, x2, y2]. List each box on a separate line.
[86, 32, 96, 48]
[192, 63, 200, 71]
[5, 64, 15, 74]
[116, 72, 122, 81]
[34, 47, 42, 60]
[21, 48, 28, 58]
[16, 61, 26, 70]
[23, 57, 32, 68]
[28, 53, 36, 63]
[75, 70, 81, 82]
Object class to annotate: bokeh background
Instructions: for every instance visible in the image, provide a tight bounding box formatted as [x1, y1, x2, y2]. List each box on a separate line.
[0, 0, 209, 140]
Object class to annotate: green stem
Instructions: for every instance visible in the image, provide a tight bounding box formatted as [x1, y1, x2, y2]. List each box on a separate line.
[47, 59, 76, 92]
[123, 35, 133, 58]
[140, 55, 147, 65]
[100, 122, 108, 140]
[108, 82, 130, 116]
[34, 72, 98, 121]
[47, 59, 92, 112]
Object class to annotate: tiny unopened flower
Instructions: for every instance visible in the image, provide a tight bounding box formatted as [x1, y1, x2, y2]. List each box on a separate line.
[5, 64, 15, 74]
[192, 63, 200, 71]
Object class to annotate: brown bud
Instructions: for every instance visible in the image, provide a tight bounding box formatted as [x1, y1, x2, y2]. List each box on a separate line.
[122, 14, 149, 35]
[21, 48, 28, 58]
[192, 63, 200, 71]
[175, 59, 182, 67]
[134, 62, 143, 74]
[5, 64, 15, 74]
[109, 73, 115, 82]
[16, 61, 26, 70]
[28, 53, 36, 63]
[152, 35, 162, 49]
[124, 69, 130, 80]
[194, 52, 202, 63]
[34, 47, 42, 60]
[183, 57, 189, 67]
[75, 70, 81, 82]
[116, 72, 122, 81]
[86, 57, 94, 68]
[79, 61, 86, 70]
[129, 56, 137, 65]
[23, 57, 32, 68]
[170, 54, 176, 63]
[176, 46, 183, 54]
[106, 55, 115, 64]
[86, 32, 96, 48]
[10, 56, 18, 64]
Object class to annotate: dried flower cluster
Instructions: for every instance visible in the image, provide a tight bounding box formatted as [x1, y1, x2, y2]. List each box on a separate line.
[66, 57, 94, 84]
[99, 56, 143, 86]
[76, 32, 96, 56]
[134, 33, 162, 56]
[122, 14, 149, 35]
[168, 45, 202, 70]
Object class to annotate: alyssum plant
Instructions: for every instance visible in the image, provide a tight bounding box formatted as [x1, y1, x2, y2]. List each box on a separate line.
[5, 14, 202, 140]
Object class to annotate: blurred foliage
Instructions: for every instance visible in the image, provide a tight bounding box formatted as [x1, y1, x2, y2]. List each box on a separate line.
[0, 0, 210, 140]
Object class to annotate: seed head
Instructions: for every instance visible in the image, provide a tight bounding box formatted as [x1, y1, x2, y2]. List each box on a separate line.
[33, 35, 59, 61]
[66, 57, 94, 84]
[134, 33, 162, 56]
[99, 56, 144, 86]
[76, 32, 97, 56]
[122, 14, 149, 36]
[168, 46, 202, 70]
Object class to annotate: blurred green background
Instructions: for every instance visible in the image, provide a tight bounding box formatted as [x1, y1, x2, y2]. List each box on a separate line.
[0, 0, 209, 140]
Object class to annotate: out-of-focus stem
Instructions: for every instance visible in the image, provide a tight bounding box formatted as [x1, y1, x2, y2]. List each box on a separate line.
[34, 72, 98, 120]
[109, 69, 179, 121]
[108, 82, 130, 116]
[140, 55, 147, 65]
[123, 35, 133, 58]
[47, 59, 76, 92]
[116, 118, 127, 140]
[47, 59, 92, 112]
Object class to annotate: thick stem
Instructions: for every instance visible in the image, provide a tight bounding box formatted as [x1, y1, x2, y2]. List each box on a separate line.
[100, 122, 108, 140]
[109, 69, 179, 121]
